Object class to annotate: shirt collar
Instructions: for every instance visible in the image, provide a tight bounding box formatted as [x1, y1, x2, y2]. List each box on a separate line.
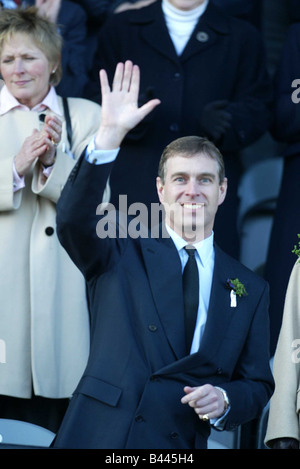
[165, 224, 214, 267]
[0, 85, 62, 116]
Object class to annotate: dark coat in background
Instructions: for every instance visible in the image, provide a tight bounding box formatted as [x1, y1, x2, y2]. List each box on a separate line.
[264, 23, 300, 354]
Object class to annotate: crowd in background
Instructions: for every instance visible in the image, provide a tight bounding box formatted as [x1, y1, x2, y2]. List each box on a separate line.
[0, 0, 300, 449]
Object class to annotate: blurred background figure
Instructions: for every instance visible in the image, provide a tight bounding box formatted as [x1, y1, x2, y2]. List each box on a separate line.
[264, 20, 300, 355]
[264, 258, 300, 449]
[0, 7, 101, 432]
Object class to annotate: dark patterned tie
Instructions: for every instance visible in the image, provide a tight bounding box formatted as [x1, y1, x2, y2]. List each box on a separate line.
[182, 246, 199, 354]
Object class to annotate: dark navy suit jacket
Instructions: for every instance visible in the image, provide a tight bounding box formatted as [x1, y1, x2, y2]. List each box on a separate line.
[54, 155, 274, 449]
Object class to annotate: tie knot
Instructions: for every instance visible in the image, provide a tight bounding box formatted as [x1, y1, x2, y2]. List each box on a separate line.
[184, 245, 196, 257]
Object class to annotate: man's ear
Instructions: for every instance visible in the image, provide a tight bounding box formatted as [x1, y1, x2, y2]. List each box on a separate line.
[156, 177, 164, 204]
[218, 177, 228, 206]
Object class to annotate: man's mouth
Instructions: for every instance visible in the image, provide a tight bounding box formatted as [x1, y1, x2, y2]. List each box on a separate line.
[180, 203, 204, 209]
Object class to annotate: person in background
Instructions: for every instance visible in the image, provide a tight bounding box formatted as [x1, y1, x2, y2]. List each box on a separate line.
[113, 0, 262, 28]
[264, 21, 300, 356]
[86, 0, 272, 259]
[1, 0, 90, 97]
[265, 257, 300, 449]
[0, 7, 102, 432]
[52, 60, 274, 449]
[71, 0, 113, 72]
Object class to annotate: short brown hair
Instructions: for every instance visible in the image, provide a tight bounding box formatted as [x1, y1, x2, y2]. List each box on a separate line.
[0, 7, 62, 86]
[158, 136, 226, 184]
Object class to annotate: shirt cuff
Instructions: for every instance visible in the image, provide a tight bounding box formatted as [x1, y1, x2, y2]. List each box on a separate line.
[41, 164, 54, 178]
[85, 137, 119, 165]
[13, 161, 25, 192]
[210, 405, 231, 430]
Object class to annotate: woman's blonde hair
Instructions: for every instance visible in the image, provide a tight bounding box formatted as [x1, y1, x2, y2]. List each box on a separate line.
[0, 6, 62, 86]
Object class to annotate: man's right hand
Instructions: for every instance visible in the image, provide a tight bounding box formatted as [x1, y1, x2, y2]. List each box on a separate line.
[95, 61, 161, 151]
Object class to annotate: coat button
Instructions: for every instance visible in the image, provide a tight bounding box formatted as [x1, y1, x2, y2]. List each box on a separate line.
[148, 324, 157, 332]
[45, 227, 54, 236]
[170, 432, 178, 439]
[196, 31, 209, 42]
[216, 367, 223, 375]
[150, 375, 160, 382]
[135, 415, 144, 423]
[169, 123, 179, 132]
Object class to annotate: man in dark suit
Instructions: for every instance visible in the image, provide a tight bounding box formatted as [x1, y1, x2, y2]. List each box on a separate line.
[53, 61, 274, 449]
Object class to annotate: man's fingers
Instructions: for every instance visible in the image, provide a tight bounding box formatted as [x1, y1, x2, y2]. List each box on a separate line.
[181, 386, 204, 404]
[111, 61, 133, 92]
[181, 384, 214, 404]
[122, 60, 135, 92]
[138, 98, 161, 120]
[99, 68, 111, 96]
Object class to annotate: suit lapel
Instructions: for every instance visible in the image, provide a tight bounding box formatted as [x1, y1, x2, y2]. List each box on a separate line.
[151, 245, 252, 376]
[199, 245, 234, 352]
[140, 236, 239, 364]
[141, 230, 186, 360]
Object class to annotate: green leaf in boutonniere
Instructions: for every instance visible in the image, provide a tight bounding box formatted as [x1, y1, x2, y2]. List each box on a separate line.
[292, 234, 300, 263]
[226, 278, 248, 298]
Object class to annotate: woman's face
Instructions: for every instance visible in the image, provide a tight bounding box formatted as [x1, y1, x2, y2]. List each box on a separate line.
[0, 32, 53, 109]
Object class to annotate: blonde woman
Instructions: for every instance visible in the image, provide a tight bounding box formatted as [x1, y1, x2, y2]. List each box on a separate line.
[0, 7, 101, 431]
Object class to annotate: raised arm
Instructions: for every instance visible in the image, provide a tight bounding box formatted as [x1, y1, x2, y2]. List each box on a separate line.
[56, 61, 160, 278]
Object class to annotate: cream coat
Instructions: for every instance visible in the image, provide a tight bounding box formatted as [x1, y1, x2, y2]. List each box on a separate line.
[265, 260, 300, 447]
[0, 96, 101, 398]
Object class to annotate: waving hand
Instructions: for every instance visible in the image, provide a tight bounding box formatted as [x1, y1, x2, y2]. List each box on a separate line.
[95, 61, 161, 150]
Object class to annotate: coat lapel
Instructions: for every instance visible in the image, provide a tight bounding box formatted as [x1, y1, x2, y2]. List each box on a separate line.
[132, 2, 180, 64]
[181, 3, 230, 63]
[199, 245, 234, 353]
[141, 230, 186, 360]
[132, 1, 230, 64]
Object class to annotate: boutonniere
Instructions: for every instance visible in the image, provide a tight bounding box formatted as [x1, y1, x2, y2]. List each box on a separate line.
[292, 234, 300, 263]
[226, 278, 248, 307]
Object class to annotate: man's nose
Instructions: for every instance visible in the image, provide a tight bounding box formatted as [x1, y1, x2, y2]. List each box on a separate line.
[185, 180, 200, 196]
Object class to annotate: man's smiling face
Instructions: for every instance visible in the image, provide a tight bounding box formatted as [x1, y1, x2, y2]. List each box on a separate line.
[156, 153, 227, 242]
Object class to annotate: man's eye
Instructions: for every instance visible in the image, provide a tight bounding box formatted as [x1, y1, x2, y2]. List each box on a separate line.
[175, 177, 185, 182]
[201, 177, 212, 183]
